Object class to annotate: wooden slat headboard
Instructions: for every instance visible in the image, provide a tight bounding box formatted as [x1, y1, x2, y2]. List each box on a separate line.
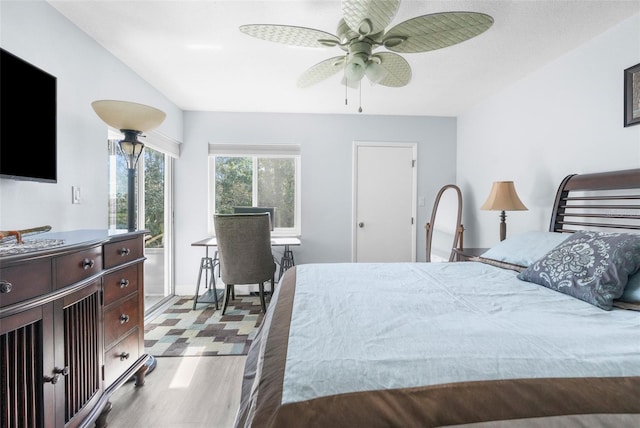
[549, 169, 640, 233]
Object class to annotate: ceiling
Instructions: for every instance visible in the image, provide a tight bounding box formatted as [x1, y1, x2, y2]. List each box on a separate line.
[48, 1, 640, 116]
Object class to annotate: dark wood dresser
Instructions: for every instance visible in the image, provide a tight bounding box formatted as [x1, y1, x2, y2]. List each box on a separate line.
[0, 230, 148, 428]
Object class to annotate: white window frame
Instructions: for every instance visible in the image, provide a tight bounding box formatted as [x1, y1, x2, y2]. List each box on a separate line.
[208, 143, 301, 237]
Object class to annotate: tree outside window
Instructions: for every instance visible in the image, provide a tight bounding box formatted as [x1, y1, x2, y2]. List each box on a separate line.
[213, 155, 298, 231]
[144, 147, 165, 248]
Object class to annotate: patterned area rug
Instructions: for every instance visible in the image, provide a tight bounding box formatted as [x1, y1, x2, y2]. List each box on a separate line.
[144, 295, 264, 357]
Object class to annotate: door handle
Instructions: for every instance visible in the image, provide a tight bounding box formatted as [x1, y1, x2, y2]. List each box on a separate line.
[358, 222, 364, 228]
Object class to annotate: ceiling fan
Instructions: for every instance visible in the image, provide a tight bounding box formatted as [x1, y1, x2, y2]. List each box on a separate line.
[240, 0, 493, 93]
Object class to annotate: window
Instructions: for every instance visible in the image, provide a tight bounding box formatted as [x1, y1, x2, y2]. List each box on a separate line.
[209, 143, 301, 236]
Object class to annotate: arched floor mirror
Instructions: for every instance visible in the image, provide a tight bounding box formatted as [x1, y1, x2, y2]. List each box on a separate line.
[425, 184, 464, 262]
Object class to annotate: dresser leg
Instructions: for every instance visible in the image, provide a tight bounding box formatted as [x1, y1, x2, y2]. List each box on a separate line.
[134, 361, 149, 387]
[95, 401, 112, 428]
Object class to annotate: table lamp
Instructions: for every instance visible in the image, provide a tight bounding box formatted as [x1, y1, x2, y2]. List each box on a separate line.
[480, 181, 527, 241]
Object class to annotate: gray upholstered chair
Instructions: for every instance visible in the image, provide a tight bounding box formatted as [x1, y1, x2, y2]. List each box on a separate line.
[214, 213, 276, 314]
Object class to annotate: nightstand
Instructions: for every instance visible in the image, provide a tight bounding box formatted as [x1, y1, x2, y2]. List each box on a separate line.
[452, 247, 490, 262]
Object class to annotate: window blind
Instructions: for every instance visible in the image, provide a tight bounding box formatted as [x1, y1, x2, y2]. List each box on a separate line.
[208, 143, 300, 156]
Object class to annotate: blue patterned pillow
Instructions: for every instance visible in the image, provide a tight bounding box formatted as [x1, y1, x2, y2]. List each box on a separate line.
[517, 231, 640, 310]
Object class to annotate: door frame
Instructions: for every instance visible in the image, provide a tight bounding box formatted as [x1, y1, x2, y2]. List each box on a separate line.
[352, 141, 418, 262]
[137, 151, 175, 312]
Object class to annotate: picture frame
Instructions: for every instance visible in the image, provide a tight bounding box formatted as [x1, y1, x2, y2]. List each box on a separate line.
[624, 62, 640, 127]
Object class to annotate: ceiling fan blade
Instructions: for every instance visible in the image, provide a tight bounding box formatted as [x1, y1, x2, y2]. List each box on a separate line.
[383, 12, 493, 53]
[297, 56, 346, 88]
[373, 52, 411, 87]
[239, 24, 340, 48]
[342, 0, 400, 36]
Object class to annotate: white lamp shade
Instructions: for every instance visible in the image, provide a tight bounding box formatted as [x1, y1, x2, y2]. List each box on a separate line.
[480, 181, 528, 211]
[91, 100, 166, 132]
[365, 61, 386, 85]
[344, 56, 366, 82]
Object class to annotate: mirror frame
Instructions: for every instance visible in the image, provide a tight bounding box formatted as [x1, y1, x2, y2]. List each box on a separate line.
[425, 184, 463, 262]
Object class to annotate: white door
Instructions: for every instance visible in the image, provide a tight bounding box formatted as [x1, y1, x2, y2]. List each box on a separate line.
[353, 142, 417, 262]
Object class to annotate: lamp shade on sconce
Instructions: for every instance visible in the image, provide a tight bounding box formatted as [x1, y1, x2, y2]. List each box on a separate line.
[91, 100, 166, 132]
[480, 181, 528, 211]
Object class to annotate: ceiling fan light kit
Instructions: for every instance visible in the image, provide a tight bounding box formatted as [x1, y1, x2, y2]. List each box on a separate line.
[239, 0, 493, 111]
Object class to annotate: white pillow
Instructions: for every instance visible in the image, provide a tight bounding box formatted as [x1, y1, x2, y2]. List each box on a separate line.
[480, 231, 569, 267]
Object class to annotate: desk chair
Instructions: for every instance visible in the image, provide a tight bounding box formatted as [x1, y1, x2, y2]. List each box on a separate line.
[214, 213, 276, 314]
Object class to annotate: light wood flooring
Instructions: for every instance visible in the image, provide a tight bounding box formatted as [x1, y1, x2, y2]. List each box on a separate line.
[106, 356, 246, 428]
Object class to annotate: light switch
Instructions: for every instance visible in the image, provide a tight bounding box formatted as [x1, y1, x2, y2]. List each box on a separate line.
[418, 196, 425, 207]
[72, 186, 81, 204]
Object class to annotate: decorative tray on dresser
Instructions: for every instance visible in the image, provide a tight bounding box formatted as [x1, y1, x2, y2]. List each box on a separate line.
[0, 229, 148, 428]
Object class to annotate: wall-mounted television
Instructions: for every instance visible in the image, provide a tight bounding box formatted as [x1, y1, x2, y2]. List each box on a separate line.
[0, 48, 57, 183]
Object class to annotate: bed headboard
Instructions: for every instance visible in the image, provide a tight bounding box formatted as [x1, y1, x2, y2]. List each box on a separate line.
[550, 168, 640, 233]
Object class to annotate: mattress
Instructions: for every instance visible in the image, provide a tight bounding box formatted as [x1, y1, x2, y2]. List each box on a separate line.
[236, 262, 640, 427]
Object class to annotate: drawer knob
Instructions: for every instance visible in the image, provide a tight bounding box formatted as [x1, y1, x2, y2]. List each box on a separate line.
[0, 281, 12, 294]
[54, 366, 70, 376]
[43, 374, 60, 384]
[119, 279, 130, 288]
[119, 352, 130, 361]
[119, 247, 131, 256]
[82, 258, 95, 270]
[44, 366, 69, 384]
[119, 314, 130, 324]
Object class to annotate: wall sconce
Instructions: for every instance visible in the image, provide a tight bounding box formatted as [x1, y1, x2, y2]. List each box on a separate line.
[480, 181, 528, 241]
[91, 100, 166, 231]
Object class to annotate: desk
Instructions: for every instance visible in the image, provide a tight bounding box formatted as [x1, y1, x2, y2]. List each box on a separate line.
[191, 236, 301, 309]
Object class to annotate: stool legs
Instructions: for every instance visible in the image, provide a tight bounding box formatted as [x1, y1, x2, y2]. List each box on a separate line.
[279, 245, 295, 278]
[193, 256, 219, 310]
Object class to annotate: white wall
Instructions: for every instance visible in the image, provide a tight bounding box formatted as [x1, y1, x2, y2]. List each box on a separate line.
[175, 112, 456, 294]
[457, 13, 640, 248]
[0, 0, 183, 231]
[0, 1, 457, 298]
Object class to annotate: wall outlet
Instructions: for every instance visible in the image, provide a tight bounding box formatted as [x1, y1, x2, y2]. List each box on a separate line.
[72, 186, 81, 204]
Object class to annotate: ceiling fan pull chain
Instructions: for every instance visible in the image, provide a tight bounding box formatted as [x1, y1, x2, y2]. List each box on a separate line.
[345, 58, 349, 106]
[358, 81, 363, 113]
[345, 79, 348, 106]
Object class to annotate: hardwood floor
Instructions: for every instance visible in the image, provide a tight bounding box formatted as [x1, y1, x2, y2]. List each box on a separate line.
[107, 355, 246, 428]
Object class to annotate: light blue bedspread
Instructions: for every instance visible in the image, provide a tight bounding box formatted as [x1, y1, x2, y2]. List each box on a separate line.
[281, 262, 640, 405]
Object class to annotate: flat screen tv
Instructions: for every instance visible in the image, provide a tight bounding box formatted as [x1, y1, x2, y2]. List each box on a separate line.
[0, 48, 57, 182]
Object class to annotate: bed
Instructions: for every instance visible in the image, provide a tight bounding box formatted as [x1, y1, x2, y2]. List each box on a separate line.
[235, 169, 640, 427]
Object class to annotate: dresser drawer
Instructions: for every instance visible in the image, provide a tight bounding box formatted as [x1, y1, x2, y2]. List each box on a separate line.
[104, 295, 139, 348]
[104, 328, 141, 386]
[0, 259, 52, 308]
[55, 246, 102, 289]
[103, 264, 139, 306]
[104, 237, 144, 269]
